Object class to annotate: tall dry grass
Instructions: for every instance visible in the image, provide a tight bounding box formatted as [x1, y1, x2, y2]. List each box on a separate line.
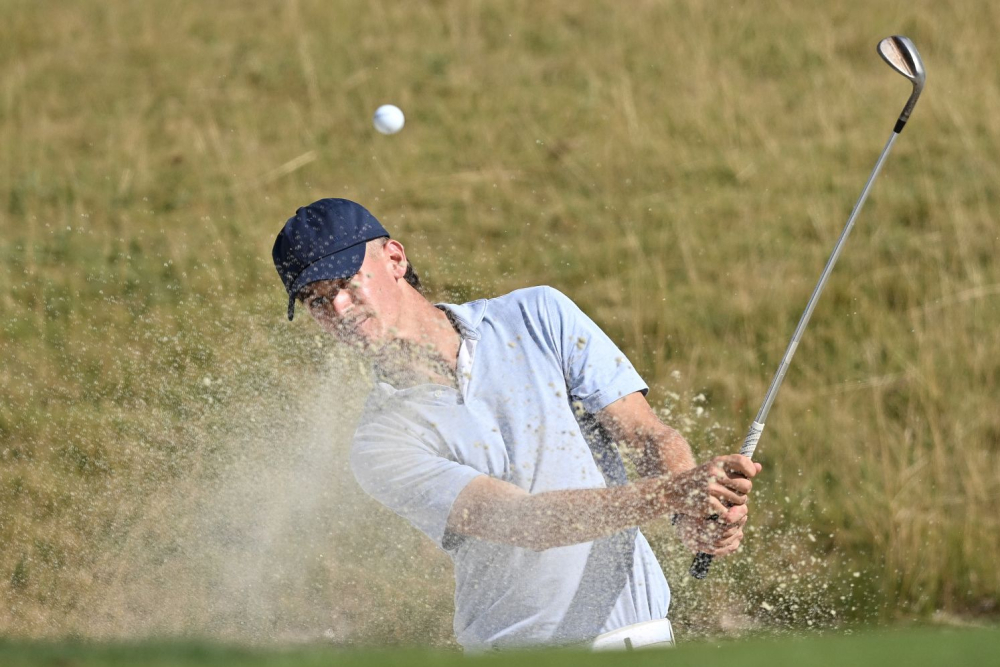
[1, 0, 998, 646]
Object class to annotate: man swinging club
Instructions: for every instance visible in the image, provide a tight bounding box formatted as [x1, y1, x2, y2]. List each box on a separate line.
[272, 198, 761, 651]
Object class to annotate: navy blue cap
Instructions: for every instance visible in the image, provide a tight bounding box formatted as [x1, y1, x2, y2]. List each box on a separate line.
[272, 198, 389, 320]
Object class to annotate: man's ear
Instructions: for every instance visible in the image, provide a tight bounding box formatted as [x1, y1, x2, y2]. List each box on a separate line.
[383, 239, 408, 279]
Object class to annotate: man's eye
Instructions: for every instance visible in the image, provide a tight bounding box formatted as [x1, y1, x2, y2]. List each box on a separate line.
[310, 296, 328, 308]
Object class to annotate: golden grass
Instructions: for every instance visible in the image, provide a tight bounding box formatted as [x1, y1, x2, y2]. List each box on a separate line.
[1, 0, 998, 645]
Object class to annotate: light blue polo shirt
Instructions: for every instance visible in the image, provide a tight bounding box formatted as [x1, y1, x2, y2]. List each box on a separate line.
[350, 286, 670, 650]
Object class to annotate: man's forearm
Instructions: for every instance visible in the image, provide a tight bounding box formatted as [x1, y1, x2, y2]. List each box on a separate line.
[594, 392, 697, 477]
[452, 475, 676, 552]
[636, 423, 697, 477]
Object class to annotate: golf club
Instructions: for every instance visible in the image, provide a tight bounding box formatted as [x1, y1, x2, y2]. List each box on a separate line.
[690, 35, 926, 579]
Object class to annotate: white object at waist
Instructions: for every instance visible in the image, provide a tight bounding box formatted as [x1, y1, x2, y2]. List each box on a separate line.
[591, 618, 675, 651]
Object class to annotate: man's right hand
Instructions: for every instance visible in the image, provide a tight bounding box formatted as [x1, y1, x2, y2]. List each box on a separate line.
[661, 454, 761, 523]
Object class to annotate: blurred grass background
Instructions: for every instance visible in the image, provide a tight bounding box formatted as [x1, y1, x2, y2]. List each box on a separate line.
[1, 0, 998, 648]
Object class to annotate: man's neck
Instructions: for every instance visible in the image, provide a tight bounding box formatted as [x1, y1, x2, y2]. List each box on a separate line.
[374, 296, 462, 389]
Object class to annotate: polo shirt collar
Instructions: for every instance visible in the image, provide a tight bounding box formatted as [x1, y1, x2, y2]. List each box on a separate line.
[436, 299, 486, 341]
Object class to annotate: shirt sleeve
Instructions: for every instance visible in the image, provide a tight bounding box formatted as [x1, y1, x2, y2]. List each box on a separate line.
[540, 287, 648, 413]
[351, 413, 484, 549]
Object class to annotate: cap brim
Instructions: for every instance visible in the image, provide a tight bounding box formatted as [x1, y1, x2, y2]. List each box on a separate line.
[286, 242, 367, 320]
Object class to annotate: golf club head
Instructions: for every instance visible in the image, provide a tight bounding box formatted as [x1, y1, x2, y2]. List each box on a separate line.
[877, 35, 926, 131]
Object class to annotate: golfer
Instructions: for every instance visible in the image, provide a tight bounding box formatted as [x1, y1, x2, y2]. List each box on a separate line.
[272, 198, 761, 651]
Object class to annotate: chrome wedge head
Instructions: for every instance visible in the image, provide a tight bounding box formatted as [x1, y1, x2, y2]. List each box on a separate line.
[877, 36, 926, 130]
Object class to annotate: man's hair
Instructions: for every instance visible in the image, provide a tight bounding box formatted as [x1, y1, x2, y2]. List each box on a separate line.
[296, 237, 421, 302]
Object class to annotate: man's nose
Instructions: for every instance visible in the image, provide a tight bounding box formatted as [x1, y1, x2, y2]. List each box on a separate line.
[332, 289, 354, 316]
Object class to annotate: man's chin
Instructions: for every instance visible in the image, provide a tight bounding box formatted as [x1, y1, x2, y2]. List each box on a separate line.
[331, 331, 374, 350]
[332, 325, 383, 352]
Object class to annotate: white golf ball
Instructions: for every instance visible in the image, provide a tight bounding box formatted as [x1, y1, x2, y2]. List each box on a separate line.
[373, 104, 405, 135]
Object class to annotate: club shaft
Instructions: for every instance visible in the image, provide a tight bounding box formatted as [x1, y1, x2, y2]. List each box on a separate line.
[747, 129, 899, 449]
[689, 129, 900, 580]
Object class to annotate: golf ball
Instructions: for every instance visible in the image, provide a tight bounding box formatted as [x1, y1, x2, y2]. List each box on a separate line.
[373, 104, 405, 135]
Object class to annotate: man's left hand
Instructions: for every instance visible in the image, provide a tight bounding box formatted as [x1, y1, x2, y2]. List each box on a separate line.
[672, 506, 748, 556]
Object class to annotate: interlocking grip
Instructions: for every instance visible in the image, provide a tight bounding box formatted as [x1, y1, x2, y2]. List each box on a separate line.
[690, 422, 765, 579]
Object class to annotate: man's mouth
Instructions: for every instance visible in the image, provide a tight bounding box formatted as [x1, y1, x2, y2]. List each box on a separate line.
[334, 315, 369, 340]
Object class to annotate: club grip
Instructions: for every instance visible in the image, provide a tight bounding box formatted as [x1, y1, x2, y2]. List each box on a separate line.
[689, 422, 765, 579]
[690, 551, 713, 579]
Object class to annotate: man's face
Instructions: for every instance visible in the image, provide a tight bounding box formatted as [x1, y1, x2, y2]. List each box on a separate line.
[299, 242, 406, 348]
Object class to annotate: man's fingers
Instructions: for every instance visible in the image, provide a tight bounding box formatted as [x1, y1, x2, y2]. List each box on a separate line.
[720, 502, 748, 524]
[703, 499, 747, 525]
[674, 514, 748, 555]
[669, 456, 762, 519]
[697, 515, 742, 536]
[694, 492, 749, 523]
[707, 496, 729, 517]
[719, 526, 743, 546]
[695, 530, 743, 556]
[719, 475, 752, 495]
[676, 518, 722, 553]
[711, 484, 747, 507]
[707, 526, 744, 555]
[712, 537, 743, 557]
[718, 518, 745, 538]
[715, 454, 759, 479]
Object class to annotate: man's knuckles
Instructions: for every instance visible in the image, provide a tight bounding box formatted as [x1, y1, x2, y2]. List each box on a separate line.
[722, 476, 753, 494]
[719, 454, 757, 478]
[722, 504, 748, 523]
